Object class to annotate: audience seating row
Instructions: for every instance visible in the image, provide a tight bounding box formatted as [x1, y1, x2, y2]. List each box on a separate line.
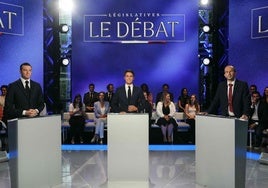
[61, 112, 190, 143]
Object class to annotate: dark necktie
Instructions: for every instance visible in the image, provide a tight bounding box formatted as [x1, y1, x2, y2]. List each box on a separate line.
[25, 80, 30, 96]
[228, 84, 233, 112]
[128, 86, 131, 104]
[108, 93, 111, 101]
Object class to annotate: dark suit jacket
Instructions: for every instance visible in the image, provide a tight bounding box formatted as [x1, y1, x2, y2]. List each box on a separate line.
[207, 79, 250, 118]
[83, 91, 99, 112]
[104, 92, 114, 103]
[4, 79, 44, 119]
[111, 85, 145, 113]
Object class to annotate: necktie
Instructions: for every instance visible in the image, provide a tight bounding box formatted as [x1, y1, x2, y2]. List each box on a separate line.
[228, 84, 233, 112]
[25, 80, 30, 96]
[108, 93, 111, 101]
[128, 86, 131, 104]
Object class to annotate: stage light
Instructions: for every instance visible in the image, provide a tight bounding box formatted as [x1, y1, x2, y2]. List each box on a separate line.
[59, 24, 69, 33]
[200, 0, 209, 6]
[202, 57, 211, 66]
[59, 0, 73, 12]
[61, 58, 70, 66]
[202, 25, 211, 33]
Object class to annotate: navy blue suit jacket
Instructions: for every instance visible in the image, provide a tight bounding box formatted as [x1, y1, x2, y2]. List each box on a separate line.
[111, 85, 145, 113]
[4, 79, 44, 119]
[207, 79, 250, 118]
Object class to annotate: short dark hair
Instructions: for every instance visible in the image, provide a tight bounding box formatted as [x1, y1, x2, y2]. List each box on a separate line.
[20, 62, 32, 70]
[124, 69, 135, 76]
[0, 85, 8, 90]
[88, 83, 95, 87]
[106, 83, 113, 90]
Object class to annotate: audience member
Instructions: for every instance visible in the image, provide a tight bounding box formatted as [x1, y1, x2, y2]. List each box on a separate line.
[83, 83, 98, 112]
[248, 91, 262, 148]
[92, 92, 110, 144]
[69, 94, 86, 144]
[249, 84, 258, 103]
[111, 69, 145, 113]
[261, 86, 268, 104]
[258, 86, 268, 148]
[141, 83, 154, 110]
[207, 65, 250, 119]
[4, 62, 44, 119]
[156, 84, 174, 105]
[177, 88, 190, 112]
[156, 92, 177, 144]
[143, 91, 153, 126]
[0, 85, 8, 151]
[104, 83, 114, 104]
[184, 94, 200, 144]
[0, 85, 7, 121]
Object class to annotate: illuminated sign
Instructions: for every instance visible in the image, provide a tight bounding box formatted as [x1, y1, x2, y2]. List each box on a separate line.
[84, 12, 185, 43]
[0, 2, 24, 36]
[251, 6, 268, 39]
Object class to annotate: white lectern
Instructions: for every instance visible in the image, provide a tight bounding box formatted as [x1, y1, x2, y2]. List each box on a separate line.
[8, 115, 61, 188]
[196, 115, 248, 188]
[107, 113, 149, 187]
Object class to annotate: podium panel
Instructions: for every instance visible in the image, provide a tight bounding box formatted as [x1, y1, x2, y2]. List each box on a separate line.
[196, 115, 248, 188]
[107, 113, 149, 185]
[8, 115, 61, 188]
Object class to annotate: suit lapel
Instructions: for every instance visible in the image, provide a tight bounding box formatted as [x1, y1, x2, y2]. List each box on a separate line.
[17, 80, 28, 97]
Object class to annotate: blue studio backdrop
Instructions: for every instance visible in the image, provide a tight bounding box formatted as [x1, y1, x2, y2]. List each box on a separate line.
[71, 0, 199, 100]
[1, 0, 267, 105]
[229, 0, 268, 93]
[0, 0, 43, 88]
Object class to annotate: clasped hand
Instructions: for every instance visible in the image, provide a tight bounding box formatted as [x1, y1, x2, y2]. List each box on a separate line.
[26, 109, 38, 117]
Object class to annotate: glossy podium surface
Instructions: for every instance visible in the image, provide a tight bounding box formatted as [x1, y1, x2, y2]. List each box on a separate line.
[107, 113, 149, 187]
[196, 115, 248, 188]
[8, 115, 61, 188]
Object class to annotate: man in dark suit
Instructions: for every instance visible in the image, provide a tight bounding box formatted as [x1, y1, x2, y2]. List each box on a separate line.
[207, 65, 250, 119]
[111, 69, 145, 113]
[104, 83, 114, 104]
[83, 83, 98, 112]
[4, 62, 44, 120]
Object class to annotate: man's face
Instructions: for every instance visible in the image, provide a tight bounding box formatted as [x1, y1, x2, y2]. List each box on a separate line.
[252, 93, 260, 103]
[89, 85, 94, 92]
[20, 65, 32, 80]
[124, 72, 134, 85]
[224, 66, 236, 81]
[108, 85, 114, 92]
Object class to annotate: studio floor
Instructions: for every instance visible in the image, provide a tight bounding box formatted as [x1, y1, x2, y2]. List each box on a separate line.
[0, 145, 268, 188]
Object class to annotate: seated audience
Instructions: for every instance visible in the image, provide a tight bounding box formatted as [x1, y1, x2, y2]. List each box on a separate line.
[177, 87, 190, 112]
[141, 83, 154, 110]
[156, 83, 174, 105]
[258, 87, 268, 147]
[156, 92, 177, 144]
[91, 92, 110, 144]
[261, 86, 268, 104]
[248, 91, 262, 148]
[69, 94, 86, 144]
[0, 85, 8, 121]
[184, 94, 200, 144]
[143, 91, 153, 126]
[83, 83, 98, 112]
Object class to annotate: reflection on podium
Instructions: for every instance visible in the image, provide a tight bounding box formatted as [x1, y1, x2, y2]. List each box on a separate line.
[8, 115, 61, 188]
[107, 113, 149, 187]
[196, 115, 248, 188]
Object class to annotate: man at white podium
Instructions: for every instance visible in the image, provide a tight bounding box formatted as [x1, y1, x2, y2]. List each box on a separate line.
[207, 65, 250, 120]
